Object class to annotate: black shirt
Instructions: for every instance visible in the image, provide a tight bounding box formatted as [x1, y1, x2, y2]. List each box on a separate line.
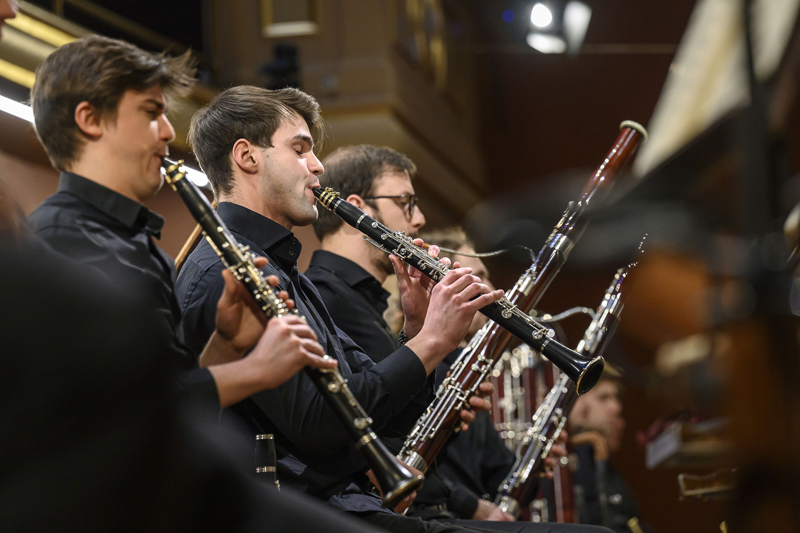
[175, 202, 432, 513]
[28, 172, 218, 406]
[305, 250, 516, 519]
[306, 250, 398, 361]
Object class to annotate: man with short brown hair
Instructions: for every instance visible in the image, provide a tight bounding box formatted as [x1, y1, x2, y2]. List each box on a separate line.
[29, 35, 334, 410]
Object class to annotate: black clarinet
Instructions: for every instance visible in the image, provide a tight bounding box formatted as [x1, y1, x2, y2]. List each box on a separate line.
[161, 158, 423, 507]
[313, 187, 604, 395]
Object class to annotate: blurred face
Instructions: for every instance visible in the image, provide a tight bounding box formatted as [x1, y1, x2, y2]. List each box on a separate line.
[365, 170, 425, 274]
[98, 85, 175, 203]
[569, 379, 625, 453]
[0, 0, 18, 36]
[259, 113, 324, 229]
[451, 245, 493, 337]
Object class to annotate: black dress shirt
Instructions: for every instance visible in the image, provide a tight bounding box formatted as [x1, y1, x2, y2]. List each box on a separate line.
[28, 172, 218, 406]
[175, 202, 432, 513]
[306, 250, 398, 361]
[305, 251, 516, 519]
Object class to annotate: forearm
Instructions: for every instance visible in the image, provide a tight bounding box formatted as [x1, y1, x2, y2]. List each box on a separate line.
[206, 357, 275, 408]
[198, 330, 245, 368]
[405, 333, 449, 375]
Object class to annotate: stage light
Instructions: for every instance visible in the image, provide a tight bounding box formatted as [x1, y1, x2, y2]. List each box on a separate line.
[526, 1, 591, 54]
[183, 166, 210, 188]
[0, 94, 34, 123]
[530, 3, 553, 28]
[527, 33, 567, 54]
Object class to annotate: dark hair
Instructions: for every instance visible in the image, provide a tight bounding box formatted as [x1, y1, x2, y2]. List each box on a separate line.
[189, 86, 324, 199]
[313, 145, 417, 240]
[31, 35, 196, 171]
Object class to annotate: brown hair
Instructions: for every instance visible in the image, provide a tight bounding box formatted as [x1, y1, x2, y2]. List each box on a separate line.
[188, 85, 324, 199]
[313, 145, 417, 241]
[31, 35, 196, 171]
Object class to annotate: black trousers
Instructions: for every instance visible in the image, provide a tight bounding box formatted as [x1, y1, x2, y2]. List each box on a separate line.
[352, 511, 614, 533]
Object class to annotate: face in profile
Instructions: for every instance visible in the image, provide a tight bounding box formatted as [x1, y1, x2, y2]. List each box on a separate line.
[258, 113, 324, 229]
[364, 169, 426, 275]
[90, 85, 175, 203]
[569, 379, 625, 453]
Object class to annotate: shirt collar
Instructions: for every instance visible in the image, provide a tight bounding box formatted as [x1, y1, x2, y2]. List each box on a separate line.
[310, 250, 390, 312]
[58, 172, 164, 238]
[217, 202, 302, 266]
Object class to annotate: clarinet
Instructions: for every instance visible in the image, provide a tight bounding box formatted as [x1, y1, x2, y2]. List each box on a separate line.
[495, 261, 636, 518]
[161, 158, 423, 508]
[317, 121, 646, 472]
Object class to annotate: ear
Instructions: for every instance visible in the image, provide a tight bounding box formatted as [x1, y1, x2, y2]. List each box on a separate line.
[346, 194, 367, 209]
[232, 139, 260, 174]
[74, 101, 103, 138]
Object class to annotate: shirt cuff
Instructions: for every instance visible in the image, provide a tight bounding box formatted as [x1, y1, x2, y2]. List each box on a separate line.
[372, 345, 428, 399]
[177, 367, 220, 410]
[448, 485, 479, 519]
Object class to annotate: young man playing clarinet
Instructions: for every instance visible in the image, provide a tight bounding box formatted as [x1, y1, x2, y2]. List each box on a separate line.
[28, 36, 335, 409]
[179, 85, 610, 533]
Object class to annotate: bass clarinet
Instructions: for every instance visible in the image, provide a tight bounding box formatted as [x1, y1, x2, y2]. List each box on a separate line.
[386, 120, 646, 472]
[161, 158, 423, 507]
[495, 258, 637, 518]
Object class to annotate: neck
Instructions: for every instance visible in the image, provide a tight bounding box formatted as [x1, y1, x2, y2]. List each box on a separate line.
[220, 182, 293, 231]
[321, 230, 388, 283]
[68, 155, 148, 204]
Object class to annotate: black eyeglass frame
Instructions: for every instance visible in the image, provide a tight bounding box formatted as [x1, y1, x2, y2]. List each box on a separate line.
[361, 194, 419, 218]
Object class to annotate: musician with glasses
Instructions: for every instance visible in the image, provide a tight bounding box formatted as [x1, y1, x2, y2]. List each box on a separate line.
[309, 145, 607, 533]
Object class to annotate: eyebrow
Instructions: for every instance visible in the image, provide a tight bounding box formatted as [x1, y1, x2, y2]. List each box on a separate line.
[144, 99, 166, 113]
[292, 133, 314, 150]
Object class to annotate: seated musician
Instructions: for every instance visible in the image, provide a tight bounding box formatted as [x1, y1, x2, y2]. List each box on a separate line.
[305, 146, 602, 533]
[176, 86, 610, 533]
[569, 366, 653, 533]
[4, 22, 384, 533]
[27, 36, 335, 411]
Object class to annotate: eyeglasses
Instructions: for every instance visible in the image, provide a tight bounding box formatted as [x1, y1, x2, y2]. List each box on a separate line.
[362, 194, 419, 218]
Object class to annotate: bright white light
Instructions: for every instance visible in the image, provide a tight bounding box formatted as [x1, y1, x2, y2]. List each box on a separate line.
[183, 165, 210, 188]
[564, 1, 592, 51]
[530, 3, 553, 28]
[527, 32, 567, 53]
[0, 95, 34, 123]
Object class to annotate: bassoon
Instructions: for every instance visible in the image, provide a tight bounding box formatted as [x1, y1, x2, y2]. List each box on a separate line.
[388, 120, 647, 472]
[161, 158, 423, 507]
[495, 259, 637, 518]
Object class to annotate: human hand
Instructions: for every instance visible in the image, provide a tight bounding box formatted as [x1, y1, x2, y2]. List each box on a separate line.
[247, 314, 336, 389]
[408, 267, 503, 373]
[214, 257, 296, 362]
[459, 381, 494, 431]
[472, 499, 515, 522]
[391, 240, 448, 339]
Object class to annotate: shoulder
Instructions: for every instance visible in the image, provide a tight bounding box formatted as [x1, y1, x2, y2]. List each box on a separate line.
[175, 240, 226, 308]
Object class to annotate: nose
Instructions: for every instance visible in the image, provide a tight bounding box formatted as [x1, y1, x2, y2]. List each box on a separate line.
[411, 204, 426, 230]
[159, 114, 176, 144]
[308, 151, 324, 176]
